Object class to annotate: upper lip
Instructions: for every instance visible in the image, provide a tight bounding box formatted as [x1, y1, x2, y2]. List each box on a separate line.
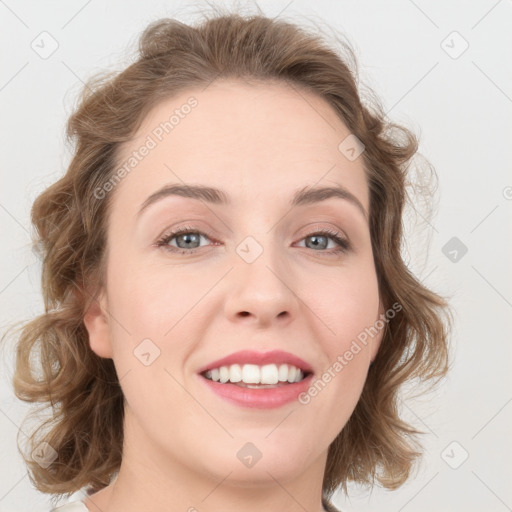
[197, 350, 314, 375]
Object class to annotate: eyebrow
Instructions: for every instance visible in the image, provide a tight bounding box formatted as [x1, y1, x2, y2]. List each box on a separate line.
[137, 183, 368, 221]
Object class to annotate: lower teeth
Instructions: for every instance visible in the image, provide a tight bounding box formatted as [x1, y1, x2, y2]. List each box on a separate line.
[205, 378, 301, 387]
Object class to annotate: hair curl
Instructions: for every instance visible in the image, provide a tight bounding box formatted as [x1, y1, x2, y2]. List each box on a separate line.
[3, 6, 451, 506]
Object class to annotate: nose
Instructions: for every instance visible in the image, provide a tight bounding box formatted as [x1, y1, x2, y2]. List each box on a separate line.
[223, 236, 300, 328]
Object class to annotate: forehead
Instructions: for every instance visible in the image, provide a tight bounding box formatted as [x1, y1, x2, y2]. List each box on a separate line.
[112, 79, 368, 214]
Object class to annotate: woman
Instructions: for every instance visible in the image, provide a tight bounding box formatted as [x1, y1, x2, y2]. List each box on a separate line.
[9, 9, 451, 512]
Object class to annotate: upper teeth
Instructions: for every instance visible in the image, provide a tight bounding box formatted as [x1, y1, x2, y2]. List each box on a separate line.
[204, 364, 306, 384]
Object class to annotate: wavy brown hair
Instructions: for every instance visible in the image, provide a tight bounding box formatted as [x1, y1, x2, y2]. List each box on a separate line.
[3, 6, 451, 506]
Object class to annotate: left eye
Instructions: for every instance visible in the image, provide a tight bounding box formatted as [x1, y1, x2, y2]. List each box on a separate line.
[155, 227, 350, 255]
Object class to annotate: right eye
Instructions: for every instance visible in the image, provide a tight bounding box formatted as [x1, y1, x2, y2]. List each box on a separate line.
[155, 226, 216, 254]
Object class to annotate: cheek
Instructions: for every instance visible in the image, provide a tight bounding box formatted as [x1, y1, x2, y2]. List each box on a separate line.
[301, 259, 380, 408]
[304, 261, 380, 343]
[103, 261, 192, 423]
[106, 254, 196, 332]
[104, 257, 207, 384]
[300, 268, 379, 433]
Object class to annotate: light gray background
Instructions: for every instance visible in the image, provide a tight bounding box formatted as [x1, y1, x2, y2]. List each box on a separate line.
[1, 1, 511, 511]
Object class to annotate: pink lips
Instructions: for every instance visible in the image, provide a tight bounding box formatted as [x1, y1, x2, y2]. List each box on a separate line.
[199, 373, 314, 409]
[197, 349, 313, 374]
[196, 349, 314, 409]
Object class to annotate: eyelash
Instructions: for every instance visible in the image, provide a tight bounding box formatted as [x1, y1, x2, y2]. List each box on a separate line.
[155, 225, 351, 256]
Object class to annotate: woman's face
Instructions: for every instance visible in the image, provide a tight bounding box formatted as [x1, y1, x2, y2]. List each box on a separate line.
[85, 79, 383, 488]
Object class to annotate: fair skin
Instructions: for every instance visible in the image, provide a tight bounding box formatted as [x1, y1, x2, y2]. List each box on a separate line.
[83, 79, 383, 512]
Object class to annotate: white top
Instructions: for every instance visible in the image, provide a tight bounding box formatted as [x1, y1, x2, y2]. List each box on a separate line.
[50, 501, 89, 511]
[50, 498, 339, 511]
[50, 497, 338, 512]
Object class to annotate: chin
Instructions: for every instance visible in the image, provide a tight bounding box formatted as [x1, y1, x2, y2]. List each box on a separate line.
[201, 440, 313, 484]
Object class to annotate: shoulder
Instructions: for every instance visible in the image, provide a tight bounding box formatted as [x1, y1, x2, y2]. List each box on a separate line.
[50, 501, 89, 511]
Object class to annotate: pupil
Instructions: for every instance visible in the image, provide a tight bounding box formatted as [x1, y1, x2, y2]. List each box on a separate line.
[309, 235, 327, 250]
[179, 233, 199, 248]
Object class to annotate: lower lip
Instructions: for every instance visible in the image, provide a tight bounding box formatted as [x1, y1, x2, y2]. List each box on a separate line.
[198, 374, 314, 409]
